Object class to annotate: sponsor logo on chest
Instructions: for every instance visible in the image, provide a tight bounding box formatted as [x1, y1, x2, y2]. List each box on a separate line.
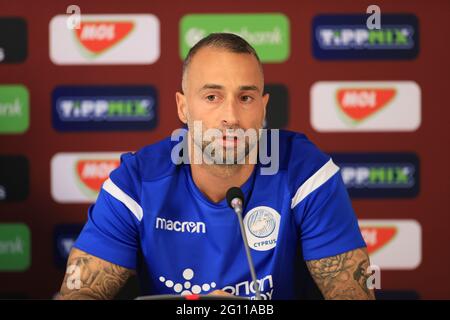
[155, 217, 206, 234]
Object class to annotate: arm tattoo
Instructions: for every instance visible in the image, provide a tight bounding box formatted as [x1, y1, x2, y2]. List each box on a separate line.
[306, 247, 375, 300]
[57, 248, 134, 300]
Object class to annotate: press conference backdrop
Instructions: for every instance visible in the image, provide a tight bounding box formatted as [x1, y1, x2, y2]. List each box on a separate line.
[0, 0, 449, 299]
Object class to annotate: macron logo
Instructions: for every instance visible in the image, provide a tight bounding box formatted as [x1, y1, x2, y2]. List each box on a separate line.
[155, 217, 206, 234]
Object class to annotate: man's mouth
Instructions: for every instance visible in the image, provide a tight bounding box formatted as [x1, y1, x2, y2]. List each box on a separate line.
[221, 135, 238, 147]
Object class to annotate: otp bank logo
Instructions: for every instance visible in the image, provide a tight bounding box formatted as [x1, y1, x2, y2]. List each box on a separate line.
[51, 152, 123, 203]
[180, 13, 290, 62]
[311, 81, 421, 132]
[359, 219, 421, 270]
[50, 14, 160, 65]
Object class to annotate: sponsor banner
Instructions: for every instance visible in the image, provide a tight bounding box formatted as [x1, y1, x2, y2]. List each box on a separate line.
[53, 224, 84, 268]
[0, 85, 29, 134]
[52, 86, 158, 131]
[51, 152, 123, 203]
[311, 81, 421, 132]
[359, 219, 421, 270]
[0, 155, 29, 202]
[312, 14, 419, 60]
[50, 14, 160, 65]
[0, 223, 31, 271]
[264, 84, 289, 129]
[332, 153, 419, 198]
[0, 17, 27, 63]
[180, 13, 290, 62]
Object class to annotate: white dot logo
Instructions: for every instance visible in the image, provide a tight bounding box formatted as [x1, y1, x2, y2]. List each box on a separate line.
[183, 268, 194, 280]
[159, 268, 216, 296]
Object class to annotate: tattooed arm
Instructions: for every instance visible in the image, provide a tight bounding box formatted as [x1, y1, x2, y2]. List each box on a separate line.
[305, 247, 375, 300]
[57, 248, 134, 300]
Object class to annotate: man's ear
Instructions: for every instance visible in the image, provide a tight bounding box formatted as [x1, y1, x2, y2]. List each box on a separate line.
[176, 91, 188, 124]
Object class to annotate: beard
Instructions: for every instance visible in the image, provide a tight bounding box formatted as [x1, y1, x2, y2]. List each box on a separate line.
[188, 121, 259, 166]
[200, 138, 251, 166]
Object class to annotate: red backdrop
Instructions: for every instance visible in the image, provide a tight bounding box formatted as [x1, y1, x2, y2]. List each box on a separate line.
[0, 0, 449, 299]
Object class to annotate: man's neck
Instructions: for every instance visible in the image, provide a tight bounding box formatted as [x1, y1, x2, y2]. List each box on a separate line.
[186, 133, 256, 203]
[190, 162, 255, 203]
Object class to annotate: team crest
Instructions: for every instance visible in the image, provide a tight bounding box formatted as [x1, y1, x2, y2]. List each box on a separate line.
[244, 206, 281, 251]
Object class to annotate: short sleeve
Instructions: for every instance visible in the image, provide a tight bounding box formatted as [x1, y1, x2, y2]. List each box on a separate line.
[293, 165, 366, 261]
[74, 153, 141, 269]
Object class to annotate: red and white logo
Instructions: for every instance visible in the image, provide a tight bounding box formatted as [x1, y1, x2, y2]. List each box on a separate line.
[360, 226, 397, 255]
[311, 81, 421, 132]
[76, 159, 120, 193]
[75, 21, 134, 55]
[51, 152, 123, 203]
[336, 88, 396, 122]
[359, 219, 421, 270]
[50, 14, 159, 65]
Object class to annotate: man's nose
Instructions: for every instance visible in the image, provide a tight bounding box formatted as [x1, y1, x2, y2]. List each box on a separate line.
[221, 97, 240, 128]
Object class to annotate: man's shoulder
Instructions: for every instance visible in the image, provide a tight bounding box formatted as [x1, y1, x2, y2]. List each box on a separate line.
[106, 136, 179, 203]
[276, 130, 334, 192]
[123, 136, 178, 182]
[278, 129, 330, 169]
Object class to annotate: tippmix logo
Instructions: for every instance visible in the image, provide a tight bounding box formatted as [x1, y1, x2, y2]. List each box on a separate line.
[331, 153, 419, 198]
[52, 86, 158, 131]
[312, 14, 419, 60]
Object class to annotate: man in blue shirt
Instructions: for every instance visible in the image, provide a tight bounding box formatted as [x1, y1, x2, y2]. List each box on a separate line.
[58, 33, 374, 300]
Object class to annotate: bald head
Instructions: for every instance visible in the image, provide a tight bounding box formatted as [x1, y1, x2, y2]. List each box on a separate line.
[181, 33, 264, 93]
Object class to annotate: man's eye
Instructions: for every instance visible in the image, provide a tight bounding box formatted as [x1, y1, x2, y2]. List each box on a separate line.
[205, 95, 218, 102]
[241, 95, 254, 103]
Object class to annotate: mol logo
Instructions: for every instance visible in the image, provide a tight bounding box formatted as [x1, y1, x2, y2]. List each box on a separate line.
[76, 159, 120, 196]
[359, 220, 421, 270]
[336, 88, 396, 124]
[312, 14, 419, 60]
[52, 86, 158, 131]
[360, 226, 397, 254]
[75, 21, 134, 56]
[50, 14, 160, 65]
[331, 153, 419, 198]
[51, 152, 124, 203]
[311, 81, 421, 132]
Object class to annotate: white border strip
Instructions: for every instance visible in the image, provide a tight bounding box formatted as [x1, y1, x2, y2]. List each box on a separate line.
[291, 158, 340, 209]
[103, 178, 143, 221]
